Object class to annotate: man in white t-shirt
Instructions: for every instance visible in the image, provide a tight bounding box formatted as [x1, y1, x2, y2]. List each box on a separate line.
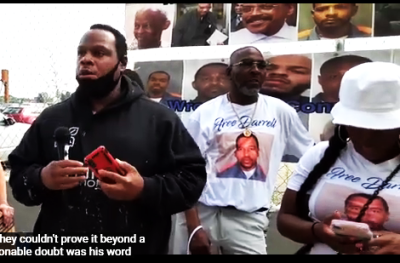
[170, 46, 314, 254]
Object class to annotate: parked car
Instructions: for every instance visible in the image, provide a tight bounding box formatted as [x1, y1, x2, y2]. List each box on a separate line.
[0, 113, 30, 166]
[3, 106, 41, 124]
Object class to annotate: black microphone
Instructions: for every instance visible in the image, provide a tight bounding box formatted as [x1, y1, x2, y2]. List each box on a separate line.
[54, 127, 71, 161]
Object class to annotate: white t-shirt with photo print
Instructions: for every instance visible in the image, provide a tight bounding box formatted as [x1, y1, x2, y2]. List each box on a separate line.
[288, 141, 400, 254]
[186, 94, 314, 213]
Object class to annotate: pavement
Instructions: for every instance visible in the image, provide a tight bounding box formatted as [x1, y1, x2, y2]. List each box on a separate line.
[6, 181, 302, 254]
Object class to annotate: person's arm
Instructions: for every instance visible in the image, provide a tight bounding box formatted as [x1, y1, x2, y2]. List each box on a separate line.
[182, 115, 209, 229]
[277, 142, 328, 243]
[283, 107, 315, 158]
[8, 119, 48, 207]
[135, 113, 206, 216]
[0, 165, 7, 205]
[171, 15, 186, 47]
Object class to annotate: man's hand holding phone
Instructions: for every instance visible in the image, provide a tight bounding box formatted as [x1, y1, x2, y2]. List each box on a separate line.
[97, 159, 144, 201]
[41, 160, 87, 190]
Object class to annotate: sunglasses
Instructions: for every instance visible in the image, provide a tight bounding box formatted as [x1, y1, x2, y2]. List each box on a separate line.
[232, 59, 269, 70]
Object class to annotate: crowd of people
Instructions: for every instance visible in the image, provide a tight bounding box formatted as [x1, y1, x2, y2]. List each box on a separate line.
[1, 24, 400, 255]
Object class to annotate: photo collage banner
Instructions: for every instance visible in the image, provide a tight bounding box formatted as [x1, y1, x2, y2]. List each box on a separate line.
[124, 3, 400, 49]
[124, 3, 400, 162]
[133, 50, 400, 162]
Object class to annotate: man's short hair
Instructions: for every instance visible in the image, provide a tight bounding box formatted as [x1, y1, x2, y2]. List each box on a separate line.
[312, 3, 356, 9]
[136, 8, 169, 23]
[148, 71, 170, 81]
[320, 55, 372, 74]
[194, 62, 228, 81]
[235, 133, 259, 150]
[90, 24, 127, 62]
[123, 69, 144, 90]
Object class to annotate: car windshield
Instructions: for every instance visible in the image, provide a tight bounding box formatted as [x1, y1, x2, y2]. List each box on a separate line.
[3, 107, 22, 114]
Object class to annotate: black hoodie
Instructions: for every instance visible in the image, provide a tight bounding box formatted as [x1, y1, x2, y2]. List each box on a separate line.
[8, 76, 206, 254]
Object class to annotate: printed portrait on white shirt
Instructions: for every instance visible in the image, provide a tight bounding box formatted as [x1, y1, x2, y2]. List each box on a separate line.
[215, 132, 273, 182]
[186, 94, 314, 213]
[288, 141, 400, 254]
[229, 3, 298, 45]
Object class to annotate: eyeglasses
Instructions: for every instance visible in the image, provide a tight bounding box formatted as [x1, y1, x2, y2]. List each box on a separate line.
[232, 59, 269, 70]
[242, 4, 279, 13]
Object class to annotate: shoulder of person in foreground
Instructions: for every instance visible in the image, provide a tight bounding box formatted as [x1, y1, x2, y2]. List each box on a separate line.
[286, 141, 329, 192]
[134, 98, 207, 216]
[7, 100, 71, 207]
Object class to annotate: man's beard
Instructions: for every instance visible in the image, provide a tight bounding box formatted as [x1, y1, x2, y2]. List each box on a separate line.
[76, 63, 120, 100]
[261, 83, 310, 100]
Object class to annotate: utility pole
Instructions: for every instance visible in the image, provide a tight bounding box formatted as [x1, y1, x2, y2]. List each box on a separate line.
[1, 70, 9, 103]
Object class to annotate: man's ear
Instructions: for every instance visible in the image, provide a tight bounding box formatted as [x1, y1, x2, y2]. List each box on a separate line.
[287, 3, 295, 17]
[163, 20, 171, 30]
[192, 81, 198, 91]
[226, 66, 232, 76]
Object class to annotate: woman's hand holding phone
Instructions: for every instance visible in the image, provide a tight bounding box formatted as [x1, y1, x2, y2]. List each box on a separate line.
[314, 211, 361, 254]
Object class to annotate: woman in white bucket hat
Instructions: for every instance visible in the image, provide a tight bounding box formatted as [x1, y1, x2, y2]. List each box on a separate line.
[277, 61, 400, 255]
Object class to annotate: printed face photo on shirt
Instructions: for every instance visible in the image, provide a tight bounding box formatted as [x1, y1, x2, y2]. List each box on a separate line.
[312, 182, 400, 233]
[214, 131, 273, 182]
[133, 60, 183, 102]
[297, 4, 373, 40]
[125, 4, 176, 50]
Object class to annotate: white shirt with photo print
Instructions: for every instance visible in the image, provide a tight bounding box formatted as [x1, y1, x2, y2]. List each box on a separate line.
[288, 141, 400, 254]
[186, 94, 314, 213]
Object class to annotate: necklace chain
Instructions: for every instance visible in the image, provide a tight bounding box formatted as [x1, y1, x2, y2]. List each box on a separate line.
[228, 93, 258, 134]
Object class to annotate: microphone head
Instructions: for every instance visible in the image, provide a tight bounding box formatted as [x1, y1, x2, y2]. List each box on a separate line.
[54, 127, 71, 145]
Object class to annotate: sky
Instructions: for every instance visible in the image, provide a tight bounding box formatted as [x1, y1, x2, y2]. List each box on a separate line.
[0, 4, 125, 99]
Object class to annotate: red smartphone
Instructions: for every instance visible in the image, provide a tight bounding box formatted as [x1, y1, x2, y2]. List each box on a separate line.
[84, 146, 125, 184]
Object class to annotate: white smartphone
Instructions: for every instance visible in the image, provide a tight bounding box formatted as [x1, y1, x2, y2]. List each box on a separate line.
[330, 219, 373, 240]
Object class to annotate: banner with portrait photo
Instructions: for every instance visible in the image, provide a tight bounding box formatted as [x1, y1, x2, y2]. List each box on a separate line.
[263, 53, 312, 130]
[309, 50, 392, 143]
[133, 4, 400, 50]
[133, 60, 184, 107]
[180, 58, 230, 123]
[229, 3, 298, 45]
[125, 4, 176, 50]
[298, 4, 373, 41]
[172, 3, 229, 47]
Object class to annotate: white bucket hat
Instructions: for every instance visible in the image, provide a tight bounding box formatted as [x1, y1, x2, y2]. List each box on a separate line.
[331, 61, 400, 130]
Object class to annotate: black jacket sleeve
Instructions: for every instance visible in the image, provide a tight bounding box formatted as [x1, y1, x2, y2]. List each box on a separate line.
[171, 13, 189, 47]
[8, 119, 48, 206]
[136, 114, 206, 216]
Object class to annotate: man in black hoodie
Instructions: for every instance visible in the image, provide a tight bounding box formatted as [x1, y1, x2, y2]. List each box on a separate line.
[8, 24, 206, 254]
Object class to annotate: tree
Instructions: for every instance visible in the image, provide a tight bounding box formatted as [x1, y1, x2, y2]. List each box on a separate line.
[37, 92, 51, 103]
[60, 91, 71, 101]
